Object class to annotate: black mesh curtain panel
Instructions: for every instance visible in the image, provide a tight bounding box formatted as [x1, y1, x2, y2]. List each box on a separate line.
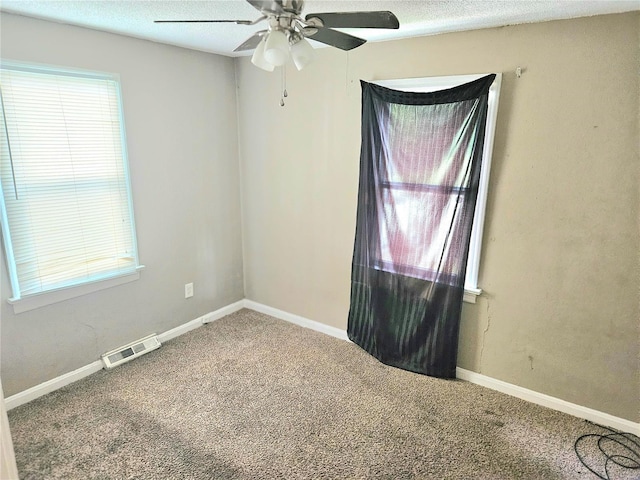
[348, 75, 495, 379]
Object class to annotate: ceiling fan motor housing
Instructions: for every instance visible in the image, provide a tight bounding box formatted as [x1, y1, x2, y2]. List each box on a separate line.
[255, 0, 304, 15]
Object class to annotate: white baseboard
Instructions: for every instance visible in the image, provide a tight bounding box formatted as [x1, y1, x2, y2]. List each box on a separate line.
[243, 300, 350, 341]
[202, 300, 245, 324]
[158, 300, 245, 342]
[5, 300, 246, 411]
[156, 317, 205, 343]
[455, 368, 639, 435]
[243, 300, 639, 435]
[5, 361, 103, 411]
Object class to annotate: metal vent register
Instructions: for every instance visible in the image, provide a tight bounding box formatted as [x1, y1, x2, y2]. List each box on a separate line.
[101, 334, 161, 369]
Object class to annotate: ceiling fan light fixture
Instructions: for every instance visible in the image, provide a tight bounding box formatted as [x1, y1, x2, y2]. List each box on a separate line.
[264, 29, 290, 66]
[290, 36, 315, 71]
[251, 36, 274, 71]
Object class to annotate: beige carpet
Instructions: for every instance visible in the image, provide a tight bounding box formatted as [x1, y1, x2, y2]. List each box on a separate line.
[7, 309, 636, 479]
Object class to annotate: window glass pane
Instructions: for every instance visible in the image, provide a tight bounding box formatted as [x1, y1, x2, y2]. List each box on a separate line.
[374, 97, 480, 285]
[0, 62, 139, 299]
[374, 74, 502, 294]
[378, 182, 471, 284]
[385, 101, 477, 186]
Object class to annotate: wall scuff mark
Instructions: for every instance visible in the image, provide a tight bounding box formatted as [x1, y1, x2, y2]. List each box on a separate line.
[478, 297, 492, 373]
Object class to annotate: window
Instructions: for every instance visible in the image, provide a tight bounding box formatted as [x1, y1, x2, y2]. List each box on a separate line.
[374, 74, 502, 303]
[0, 61, 142, 312]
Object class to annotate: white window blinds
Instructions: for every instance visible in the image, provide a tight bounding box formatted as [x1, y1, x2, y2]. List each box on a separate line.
[0, 61, 140, 300]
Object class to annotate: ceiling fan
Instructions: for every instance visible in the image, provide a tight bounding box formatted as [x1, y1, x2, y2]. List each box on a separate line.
[155, 0, 400, 72]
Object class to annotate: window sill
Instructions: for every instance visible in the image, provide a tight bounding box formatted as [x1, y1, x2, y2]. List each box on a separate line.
[463, 287, 482, 304]
[8, 266, 145, 314]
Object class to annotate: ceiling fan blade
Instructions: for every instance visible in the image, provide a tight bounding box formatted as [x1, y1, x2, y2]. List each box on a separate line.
[305, 28, 366, 51]
[234, 32, 265, 52]
[305, 11, 399, 29]
[155, 20, 254, 24]
[246, 0, 285, 14]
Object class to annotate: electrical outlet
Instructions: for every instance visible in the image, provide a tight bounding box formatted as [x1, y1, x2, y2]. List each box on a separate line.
[185, 282, 194, 299]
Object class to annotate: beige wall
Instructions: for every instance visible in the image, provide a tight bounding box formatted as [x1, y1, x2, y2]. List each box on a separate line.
[0, 13, 244, 396]
[237, 13, 639, 421]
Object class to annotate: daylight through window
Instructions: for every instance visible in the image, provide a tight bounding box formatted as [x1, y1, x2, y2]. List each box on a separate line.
[0, 61, 141, 303]
[375, 74, 502, 302]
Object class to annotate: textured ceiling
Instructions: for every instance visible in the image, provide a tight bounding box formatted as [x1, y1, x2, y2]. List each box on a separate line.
[1, 0, 638, 57]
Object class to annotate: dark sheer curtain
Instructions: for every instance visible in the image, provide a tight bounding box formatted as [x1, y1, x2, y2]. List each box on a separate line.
[347, 75, 495, 378]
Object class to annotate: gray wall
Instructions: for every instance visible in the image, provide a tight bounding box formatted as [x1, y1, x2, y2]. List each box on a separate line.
[236, 13, 639, 422]
[0, 13, 244, 396]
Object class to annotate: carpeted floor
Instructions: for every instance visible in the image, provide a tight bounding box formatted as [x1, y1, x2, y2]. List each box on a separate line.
[7, 309, 636, 479]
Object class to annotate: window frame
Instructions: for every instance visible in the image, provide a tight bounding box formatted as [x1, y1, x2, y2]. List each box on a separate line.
[0, 59, 143, 313]
[374, 73, 502, 303]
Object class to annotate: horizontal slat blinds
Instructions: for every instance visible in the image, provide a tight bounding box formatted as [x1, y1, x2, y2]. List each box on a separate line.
[0, 63, 139, 299]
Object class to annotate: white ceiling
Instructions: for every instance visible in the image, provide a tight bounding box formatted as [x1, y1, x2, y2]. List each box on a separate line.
[1, 0, 638, 57]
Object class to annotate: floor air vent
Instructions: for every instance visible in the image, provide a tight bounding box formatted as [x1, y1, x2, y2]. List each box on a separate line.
[101, 334, 161, 369]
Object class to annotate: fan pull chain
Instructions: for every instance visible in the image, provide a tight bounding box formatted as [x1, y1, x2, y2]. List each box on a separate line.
[280, 67, 288, 106]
